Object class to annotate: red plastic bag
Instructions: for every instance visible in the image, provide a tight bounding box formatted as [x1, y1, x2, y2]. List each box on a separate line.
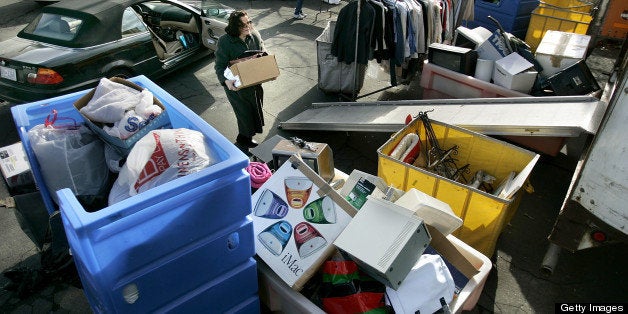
[319, 260, 388, 314]
[322, 292, 387, 314]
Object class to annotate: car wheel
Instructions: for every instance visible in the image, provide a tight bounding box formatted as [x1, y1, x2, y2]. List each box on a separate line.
[107, 68, 135, 80]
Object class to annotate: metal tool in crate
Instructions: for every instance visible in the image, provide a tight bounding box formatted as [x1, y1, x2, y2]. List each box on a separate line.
[415, 111, 470, 184]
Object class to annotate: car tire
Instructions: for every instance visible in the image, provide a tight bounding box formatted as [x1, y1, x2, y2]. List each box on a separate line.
[107, 68, 135, 80]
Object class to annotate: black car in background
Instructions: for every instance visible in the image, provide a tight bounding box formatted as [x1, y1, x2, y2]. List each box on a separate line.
[0, 0, 233, 104]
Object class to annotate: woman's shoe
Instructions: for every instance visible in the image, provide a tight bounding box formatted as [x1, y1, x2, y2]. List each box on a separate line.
[237, 134, 258, 148]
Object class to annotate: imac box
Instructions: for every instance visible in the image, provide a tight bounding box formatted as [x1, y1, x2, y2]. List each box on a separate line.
[334, 196, 432, 290]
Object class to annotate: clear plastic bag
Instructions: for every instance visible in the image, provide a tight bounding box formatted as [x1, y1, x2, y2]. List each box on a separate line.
[27, 112, 110, 210]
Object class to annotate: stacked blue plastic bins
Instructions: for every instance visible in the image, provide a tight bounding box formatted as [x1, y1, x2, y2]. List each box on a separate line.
[11, 76, 260, 313]
[465, 0, 540, 39]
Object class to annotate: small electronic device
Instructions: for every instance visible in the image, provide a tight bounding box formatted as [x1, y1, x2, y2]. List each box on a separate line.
[428, 43, 478, 76]
[546, 60, 600, 96]
[272, 138, 334, 183]
[453, 26, 492, 49]
[334, 196, 432, 290]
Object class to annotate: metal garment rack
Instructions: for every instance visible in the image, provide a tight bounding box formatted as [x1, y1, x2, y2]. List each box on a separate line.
[341, 0, 474, 101]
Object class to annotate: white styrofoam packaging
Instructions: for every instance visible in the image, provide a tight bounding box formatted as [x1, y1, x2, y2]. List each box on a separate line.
[394, 188, 463, 236]
[535, 30, 591, 77]
[454, 26, 493, 48]
[492, 52, 538, 93]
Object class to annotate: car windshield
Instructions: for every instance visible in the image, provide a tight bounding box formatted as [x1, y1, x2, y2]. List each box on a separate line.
[169, 0, 232, 19]
[23, 13, 82, 42]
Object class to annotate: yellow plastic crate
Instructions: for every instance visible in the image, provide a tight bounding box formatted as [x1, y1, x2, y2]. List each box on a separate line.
[377, 118, 539, 257]
[525, 6, 593, 52]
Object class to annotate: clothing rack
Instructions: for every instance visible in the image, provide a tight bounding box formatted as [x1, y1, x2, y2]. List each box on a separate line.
[337, 0, 472, 101]
[343, 0, 396, 101]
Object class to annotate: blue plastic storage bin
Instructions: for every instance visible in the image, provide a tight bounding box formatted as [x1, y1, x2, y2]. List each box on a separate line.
[474, 0, 539, 17]
[163, 258, 261, 313]
[11, 75, 259, 313]
[466, 0, 539, 40]
[11, 75, 251, 216]
[64, 217, 258, 313]
[467, 6, 533, 39]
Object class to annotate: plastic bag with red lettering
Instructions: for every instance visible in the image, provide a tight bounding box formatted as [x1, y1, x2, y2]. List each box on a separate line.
[108, 128, 220, 205]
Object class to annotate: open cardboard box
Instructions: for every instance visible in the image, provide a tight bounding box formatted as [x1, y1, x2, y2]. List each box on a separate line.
[251, 155, 357, 291]
[257, 182, 492, 313]
[73, 77, 171, 155]
[492, 53, 538, 93]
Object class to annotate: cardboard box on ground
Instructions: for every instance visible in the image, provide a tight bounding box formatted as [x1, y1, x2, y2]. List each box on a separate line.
[0, 142, 35, 192]
[229, 54, 280, 90]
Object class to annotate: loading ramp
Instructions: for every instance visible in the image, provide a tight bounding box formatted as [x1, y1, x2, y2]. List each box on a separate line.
[279, 96, 606, 137]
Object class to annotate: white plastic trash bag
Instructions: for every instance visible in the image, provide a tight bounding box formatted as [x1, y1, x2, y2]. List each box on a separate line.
[108, 128, 220, 205]
[27, 123, 110, 206]
[79, 78, 145, 123]
[79, 78, 163, 141]
[385, 254, 456, 314]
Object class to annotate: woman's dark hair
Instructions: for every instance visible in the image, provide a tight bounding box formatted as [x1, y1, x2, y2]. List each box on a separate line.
[225, 10, 248, 37]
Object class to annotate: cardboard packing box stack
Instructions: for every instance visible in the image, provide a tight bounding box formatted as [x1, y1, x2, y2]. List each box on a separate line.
[451, 26, 539, 94]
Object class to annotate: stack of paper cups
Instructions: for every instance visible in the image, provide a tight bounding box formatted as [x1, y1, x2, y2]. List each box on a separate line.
[474, 59, 494, 82]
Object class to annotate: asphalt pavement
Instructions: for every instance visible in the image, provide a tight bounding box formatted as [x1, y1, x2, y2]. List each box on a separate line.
[1, 0, 627, 313]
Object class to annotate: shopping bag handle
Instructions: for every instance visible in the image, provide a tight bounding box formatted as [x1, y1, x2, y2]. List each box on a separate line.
[45, 109, 79, 129]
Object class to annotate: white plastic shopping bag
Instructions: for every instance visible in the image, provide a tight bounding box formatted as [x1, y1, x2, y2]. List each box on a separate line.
[108, 128, 220, 205]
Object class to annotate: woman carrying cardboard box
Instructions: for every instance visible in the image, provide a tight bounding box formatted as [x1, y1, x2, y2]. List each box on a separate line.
[215, 10, 266, 148]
